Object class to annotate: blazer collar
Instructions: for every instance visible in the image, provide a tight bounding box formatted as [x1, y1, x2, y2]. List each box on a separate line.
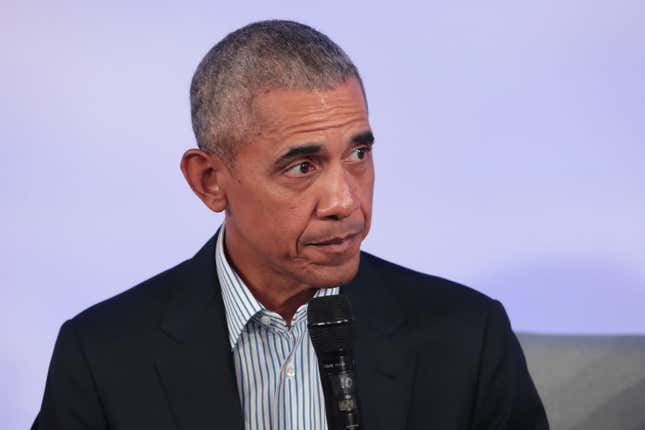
[159, 231, 409, 342]
[341, 252, 407, 336]
[159, 232, 221, 343]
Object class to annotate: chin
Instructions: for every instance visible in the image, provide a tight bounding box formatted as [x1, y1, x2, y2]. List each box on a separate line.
[304, 252, 361, 288]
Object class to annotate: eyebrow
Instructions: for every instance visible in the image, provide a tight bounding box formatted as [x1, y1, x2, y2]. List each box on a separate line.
[351, 131, 375, 147]
[273, 130, 375, 169]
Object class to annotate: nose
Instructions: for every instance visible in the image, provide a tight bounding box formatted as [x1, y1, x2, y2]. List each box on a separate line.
[316, 165, 359, 220]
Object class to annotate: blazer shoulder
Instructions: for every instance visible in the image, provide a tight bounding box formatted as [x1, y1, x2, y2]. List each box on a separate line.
[69, 257, 193, 337]
[359, 251, 498, 319]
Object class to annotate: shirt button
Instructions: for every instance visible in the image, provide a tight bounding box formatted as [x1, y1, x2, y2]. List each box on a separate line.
[260, 315, 271, 326]
[285, 365, 295, 378]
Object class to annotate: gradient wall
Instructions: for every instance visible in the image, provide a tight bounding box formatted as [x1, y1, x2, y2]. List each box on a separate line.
[2, 1, 644, 428]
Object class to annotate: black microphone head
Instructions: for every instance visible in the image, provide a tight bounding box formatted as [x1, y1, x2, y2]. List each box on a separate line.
[308, 295, 354, 355]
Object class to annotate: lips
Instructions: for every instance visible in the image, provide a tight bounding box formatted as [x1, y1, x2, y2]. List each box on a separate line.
[310, 232, 360, 247]
[306, 232, 362, 256]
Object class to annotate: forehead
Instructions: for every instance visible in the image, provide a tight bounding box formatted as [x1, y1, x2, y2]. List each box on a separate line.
[249, 77, 369, 149]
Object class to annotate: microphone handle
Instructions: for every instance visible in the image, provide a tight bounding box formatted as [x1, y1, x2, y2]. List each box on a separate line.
[318, 352, 361, 430]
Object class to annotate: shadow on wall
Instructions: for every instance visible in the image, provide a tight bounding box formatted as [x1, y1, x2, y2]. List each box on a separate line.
[476, 258, 644, 334]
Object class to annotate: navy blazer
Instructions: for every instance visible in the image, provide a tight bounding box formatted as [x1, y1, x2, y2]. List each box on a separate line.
[33, 233, 548, 429]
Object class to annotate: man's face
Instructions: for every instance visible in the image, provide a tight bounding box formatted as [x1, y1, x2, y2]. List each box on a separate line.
[222, 76, 374, 291]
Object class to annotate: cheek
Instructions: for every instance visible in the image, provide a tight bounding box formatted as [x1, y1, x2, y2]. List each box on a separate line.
[283, 200, 315, 232]
[255, 193, 315, 245]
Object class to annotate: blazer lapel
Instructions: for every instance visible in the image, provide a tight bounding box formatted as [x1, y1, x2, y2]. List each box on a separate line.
[342, 253, 417, 430]
[155, 233, 244, 430]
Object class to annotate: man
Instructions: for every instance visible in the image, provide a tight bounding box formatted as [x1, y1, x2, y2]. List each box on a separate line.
[33, 20, 548, 429]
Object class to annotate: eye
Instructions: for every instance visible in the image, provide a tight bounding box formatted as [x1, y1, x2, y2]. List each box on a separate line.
[285, 161, 316, 177]
[349, 146, 371, 161]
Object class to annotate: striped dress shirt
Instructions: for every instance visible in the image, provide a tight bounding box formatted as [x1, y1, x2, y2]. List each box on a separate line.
[215, 226, 336, 430]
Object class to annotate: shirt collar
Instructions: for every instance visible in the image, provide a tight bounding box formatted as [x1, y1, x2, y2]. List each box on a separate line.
[215, 224, 339, 350]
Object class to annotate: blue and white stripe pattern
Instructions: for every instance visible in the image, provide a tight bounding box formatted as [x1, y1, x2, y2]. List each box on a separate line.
[216, 226, 337, 430]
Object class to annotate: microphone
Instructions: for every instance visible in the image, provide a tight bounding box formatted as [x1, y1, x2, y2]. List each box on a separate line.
[308, 295, 361, 430]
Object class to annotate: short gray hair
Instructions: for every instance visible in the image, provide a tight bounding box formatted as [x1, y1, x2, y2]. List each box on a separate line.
[190, 20, 365, 165]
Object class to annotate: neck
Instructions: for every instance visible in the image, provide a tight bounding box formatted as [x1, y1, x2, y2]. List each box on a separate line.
[222, 225, 317, 326]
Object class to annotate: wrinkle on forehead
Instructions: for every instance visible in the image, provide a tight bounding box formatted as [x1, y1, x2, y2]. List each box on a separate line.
[250, 77, 368, 145]
[277, 113, 368, 139]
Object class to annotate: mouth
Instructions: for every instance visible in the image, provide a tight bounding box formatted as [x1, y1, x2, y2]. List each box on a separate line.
[307, 232, 362, 254]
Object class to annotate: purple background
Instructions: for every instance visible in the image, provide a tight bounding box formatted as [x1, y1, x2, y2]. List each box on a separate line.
[2, 1, 644, 428]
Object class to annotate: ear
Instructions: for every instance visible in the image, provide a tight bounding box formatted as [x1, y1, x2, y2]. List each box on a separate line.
[180, 149, 228, 212]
